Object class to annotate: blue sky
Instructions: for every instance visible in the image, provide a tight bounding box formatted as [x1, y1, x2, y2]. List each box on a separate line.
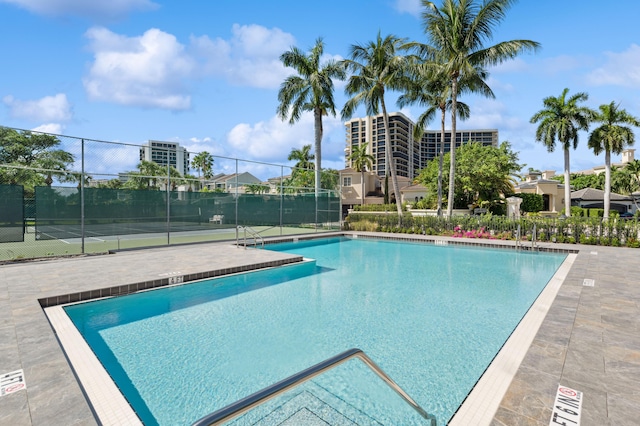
[1, 0, 639, 180]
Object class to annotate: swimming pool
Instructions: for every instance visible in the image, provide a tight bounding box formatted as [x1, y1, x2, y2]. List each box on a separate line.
[63, 236, 567, 425]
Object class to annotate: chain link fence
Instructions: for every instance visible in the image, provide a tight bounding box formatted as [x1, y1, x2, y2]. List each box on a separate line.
[0, 126, 341, 261]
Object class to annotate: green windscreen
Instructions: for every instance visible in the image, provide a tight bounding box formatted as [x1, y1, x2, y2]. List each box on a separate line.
[0, 184, 24, 243]
[34, 186, 339, 240]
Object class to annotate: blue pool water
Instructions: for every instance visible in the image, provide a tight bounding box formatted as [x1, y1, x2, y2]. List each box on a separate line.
[65, 237, 567, 425]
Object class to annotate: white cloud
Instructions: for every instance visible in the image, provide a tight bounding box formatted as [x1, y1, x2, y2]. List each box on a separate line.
[82, 24, 301, 109]
[3, 93, 72, 122]
[227, 115, 314, 163]
[32, 123, 64, 134]
[0, 0, 158, 20]
[191, 24, 295, 89]
[393, 0, 421, 16]
[225, 113, 345, 166]
[586, 44, 640, 88]
[83, 27, 195, 110]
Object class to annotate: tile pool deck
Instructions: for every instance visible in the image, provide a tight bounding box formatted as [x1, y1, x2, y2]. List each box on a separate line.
[0, 232, 638, 425]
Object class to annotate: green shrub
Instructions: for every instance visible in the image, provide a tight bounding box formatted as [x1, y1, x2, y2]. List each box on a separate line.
[570, 206, 585, 217]
[353, 204, 406, 212]
[515, 193, 544, 212]
[348, 220, 379, 232]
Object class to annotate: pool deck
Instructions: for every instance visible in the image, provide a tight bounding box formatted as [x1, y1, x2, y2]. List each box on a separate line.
[1, 232, 638, 425]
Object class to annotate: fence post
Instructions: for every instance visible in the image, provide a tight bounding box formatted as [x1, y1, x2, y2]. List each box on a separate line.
[234, 159, 239, 241]
[81, 138, 85, 254]
[166, 161, 170, 245]
[280, 165, 283, 235]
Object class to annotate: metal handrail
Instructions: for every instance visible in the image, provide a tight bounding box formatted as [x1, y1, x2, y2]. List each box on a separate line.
[236, 226, 264, 249]
[515, 224, 521, 249]
[532, 224, 538, 249]
[191, 348, 436, 426]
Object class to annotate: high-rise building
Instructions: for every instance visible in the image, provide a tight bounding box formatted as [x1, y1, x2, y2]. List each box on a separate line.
[345, 112, 498, 178]
[139, 141, 190, 176]
[344, 112, 420, 178]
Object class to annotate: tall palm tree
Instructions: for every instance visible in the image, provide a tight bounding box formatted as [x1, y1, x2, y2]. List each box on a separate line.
[287, 144, 315, 171]
[347, 142, 375, 205]
[341, 32, 411, 218]
[587, 102, 640, 218]
[530, 88, 596, 216]
[397, 65, 474, 215]
[277, 38, 346, 196]
[417, 0, 540, 216]
[191, 151, 214, 179]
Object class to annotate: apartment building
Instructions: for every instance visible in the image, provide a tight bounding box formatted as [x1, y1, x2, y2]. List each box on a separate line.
[344, 112, 498, 179]
[139, 140, 190, 176]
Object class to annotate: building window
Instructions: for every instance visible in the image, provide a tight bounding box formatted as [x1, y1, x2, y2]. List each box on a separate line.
[343, 176, 352, 187]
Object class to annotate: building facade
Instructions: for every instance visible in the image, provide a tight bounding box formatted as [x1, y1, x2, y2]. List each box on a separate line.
[344, 112, 498, 179]
[139, 141, 190, 176]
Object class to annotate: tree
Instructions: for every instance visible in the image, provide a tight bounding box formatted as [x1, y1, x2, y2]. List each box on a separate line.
[416, 141, 522, 210]
[246, 183, 269, 194]
[530, 88, 596, 216]
[397, 66, 472, 216]
[124, 160, 171, 190]
[191, 151, 214, 179]
[34, 149, 76, 186]
[287, 144, 315, 171]
[347, 142, 375, 205]
[277, 38, 346, 197]
[0, 127, 75, 193]
[321, 168, 340, 191]
[587, 102, 640, 218]
[416, 0, 540, 217]
[626, 159, 640, 191]
[341, 32, 410, 219]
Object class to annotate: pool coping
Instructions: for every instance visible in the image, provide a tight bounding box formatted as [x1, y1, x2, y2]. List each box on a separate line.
[43, 233, 576, 426]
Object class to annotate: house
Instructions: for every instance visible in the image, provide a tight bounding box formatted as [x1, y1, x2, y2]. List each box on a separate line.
[575, 148, 636, 175]
[339, 168, 418, 216]
[571, 188, 635, 214]
[514, 170, 566, 214]
[400, 183, 427, 205]
[206, 172, 262, 193]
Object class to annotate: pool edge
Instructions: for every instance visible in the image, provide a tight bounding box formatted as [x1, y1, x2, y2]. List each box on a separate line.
[448, 252, 577, 425]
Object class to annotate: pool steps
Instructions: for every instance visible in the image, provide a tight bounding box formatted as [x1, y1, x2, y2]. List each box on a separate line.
[191, 348, 436, 426]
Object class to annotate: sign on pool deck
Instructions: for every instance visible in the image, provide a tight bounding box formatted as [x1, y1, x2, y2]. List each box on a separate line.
[1, 369, 27, 396]
[550, 385, 583, 426]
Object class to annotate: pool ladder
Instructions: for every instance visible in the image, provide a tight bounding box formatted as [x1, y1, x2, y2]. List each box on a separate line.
[237, 226, 264, 249]
[515, 224, 538, 251]
[191, 348, 436, 426]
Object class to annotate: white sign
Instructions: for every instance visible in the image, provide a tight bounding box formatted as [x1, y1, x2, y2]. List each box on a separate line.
[549, 385, 582, 426]
[168, 275, 184, 284]
[1, 369, 27, 396]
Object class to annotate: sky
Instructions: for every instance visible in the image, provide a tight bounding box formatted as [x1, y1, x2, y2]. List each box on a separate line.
[1, 0, 640, 181]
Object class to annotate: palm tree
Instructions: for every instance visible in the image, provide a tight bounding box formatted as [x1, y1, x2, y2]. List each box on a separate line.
[191, 151, 214, 179]
[416, 0, 540, 216]
[287, 144, 315, 171]
[530, 88, 596, 216]
[626, 159, 640, 191]
[347, 142, 375, 205]
[277, 38, 346, 196]
[587, 102, 640, 218]
[397, 66, 473, 215]
[341, 32, 410, 218]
